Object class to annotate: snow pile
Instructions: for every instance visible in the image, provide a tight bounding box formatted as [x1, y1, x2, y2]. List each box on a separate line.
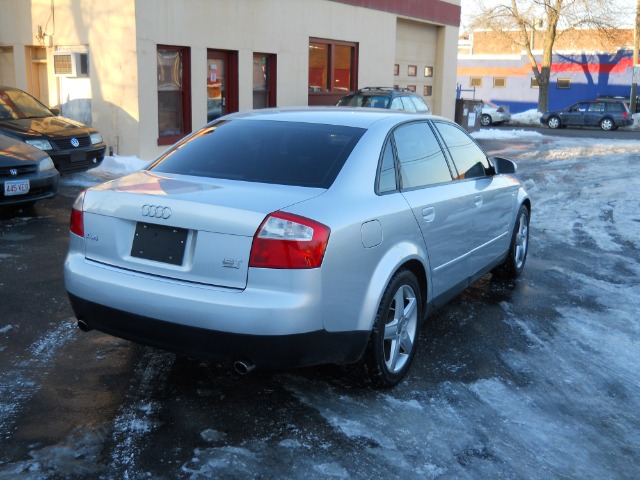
[510, 109, 542, 126]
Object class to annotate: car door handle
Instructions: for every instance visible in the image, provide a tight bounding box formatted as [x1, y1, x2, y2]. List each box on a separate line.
[474, 195, 483, 208]
[422, 206, 435, 222]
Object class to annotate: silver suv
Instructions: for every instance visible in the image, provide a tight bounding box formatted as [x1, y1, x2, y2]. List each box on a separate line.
[337, 87, 430, 113]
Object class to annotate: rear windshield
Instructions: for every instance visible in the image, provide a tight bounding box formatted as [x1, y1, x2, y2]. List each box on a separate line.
[150, 119, 366, 188]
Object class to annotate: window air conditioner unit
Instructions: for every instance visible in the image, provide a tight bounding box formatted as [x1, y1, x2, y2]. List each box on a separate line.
[53, 52, 89, 77]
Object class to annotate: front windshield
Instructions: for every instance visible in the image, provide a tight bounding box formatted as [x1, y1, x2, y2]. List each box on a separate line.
[0, 89, 53, 121]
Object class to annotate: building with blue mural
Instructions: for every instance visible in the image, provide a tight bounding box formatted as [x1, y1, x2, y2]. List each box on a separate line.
[457, 29, 636, 114]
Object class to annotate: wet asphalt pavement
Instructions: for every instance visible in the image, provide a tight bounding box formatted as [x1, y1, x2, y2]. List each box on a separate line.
[1, 127, 639, 479]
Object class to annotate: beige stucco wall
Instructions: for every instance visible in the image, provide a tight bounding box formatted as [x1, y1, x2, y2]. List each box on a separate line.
[135, 0, 399, 159]
[0, 0, 32, 88]
[135, 0, 458, 159]
[2, 0, 460, 160]
[435, 24, 459, 120]
[35, 0, 139, 157]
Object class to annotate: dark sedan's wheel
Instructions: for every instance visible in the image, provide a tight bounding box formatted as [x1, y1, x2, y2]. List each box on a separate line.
[494, 205, 529, 279]
[547, 116, 561, 129]
[480, 114, 492, 127]
[361, 270, 421, 388]
[600, 118, 614, 131]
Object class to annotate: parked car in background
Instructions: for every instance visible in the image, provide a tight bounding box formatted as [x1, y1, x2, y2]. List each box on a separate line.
[0, 133, 59, 208]
[480, 100, 511, 126]
[65, 108, 530, 388]
[597, 94, 640, 114]
[0, 86, 106, 174]
[337, 87, 430, 113]
[540, 99, 633, 131]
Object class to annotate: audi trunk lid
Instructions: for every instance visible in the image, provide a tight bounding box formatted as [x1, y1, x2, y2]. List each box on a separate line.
[79, 171, 324, 289]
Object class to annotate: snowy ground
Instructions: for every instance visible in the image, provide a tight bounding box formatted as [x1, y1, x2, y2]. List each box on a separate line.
[2, 126, 640, 478]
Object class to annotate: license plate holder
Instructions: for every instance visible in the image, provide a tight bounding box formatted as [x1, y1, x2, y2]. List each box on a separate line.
[131, 222, 188, 265]
[70, 151, 85, 162]
[4, 179, 30, 196]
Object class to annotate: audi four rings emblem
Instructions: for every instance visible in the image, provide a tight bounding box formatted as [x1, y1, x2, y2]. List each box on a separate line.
[141, 205, 172, 219]
[70, 138, 80, 147]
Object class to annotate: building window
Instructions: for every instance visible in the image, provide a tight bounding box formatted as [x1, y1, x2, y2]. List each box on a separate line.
[333, 44, 353, 92]
[394, 64, 399, 76]
[530, 77, 539, 89]
[407, 85, 416, 92]
[423, 85, 432, 96]
[493, 77, 506, 88]
[424, 66, 433, 77]
[557, 78, 571, 89]
[470, 77, 482, 87]
[253, 53, 277, 109]
[157, 45, 191, 145]
[408, 65, 417, 76]
[308, 39, 357, 95]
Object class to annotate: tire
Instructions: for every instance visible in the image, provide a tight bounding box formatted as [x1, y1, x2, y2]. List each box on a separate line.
[361, 270, 422, 388]
[547, 116, 561, 129]
[480, 114, 492, 127]
[494, 205, 529, 279]
[600, 118, 614, 131]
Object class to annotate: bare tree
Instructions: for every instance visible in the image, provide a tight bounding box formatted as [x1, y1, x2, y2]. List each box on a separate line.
[467, 0, 627, 113]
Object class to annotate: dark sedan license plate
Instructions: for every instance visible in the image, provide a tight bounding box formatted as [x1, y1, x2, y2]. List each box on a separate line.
[70, 151, 86, 162]
[131, 222, 188, 265]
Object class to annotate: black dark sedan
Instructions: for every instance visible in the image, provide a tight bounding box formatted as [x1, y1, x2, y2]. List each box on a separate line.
[0, 133, 59, 208]
[0, 86, 106, 174]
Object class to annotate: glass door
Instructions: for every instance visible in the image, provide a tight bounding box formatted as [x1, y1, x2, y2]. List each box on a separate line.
[207, 50, 228, 122]
[253, 53, 276, 109]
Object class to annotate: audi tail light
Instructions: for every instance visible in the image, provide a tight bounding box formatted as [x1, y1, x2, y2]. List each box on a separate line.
[70, 191, 86, 237]
[497, 107, 505, 113]
[249, 212, 330, 269]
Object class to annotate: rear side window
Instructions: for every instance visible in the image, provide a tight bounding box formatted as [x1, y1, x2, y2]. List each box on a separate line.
[410, 96, 430, 113]
[378, 140, 397, 193]
[605, 102, 625, 113]
[390, 97, 404, 110]
[400, 97, 417, 112]
[433, 121, 490, 180]
[588, 102, 604, 112]
[151, 119, 365, 188]
[393, 122, 452, 189]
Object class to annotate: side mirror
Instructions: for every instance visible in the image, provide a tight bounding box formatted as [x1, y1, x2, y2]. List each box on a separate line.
[50, 108, 60, 115]
[492, 156, 517, 175]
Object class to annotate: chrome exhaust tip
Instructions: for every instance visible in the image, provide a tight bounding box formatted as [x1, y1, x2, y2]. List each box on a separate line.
[233, 358, 256, 375]
[77, 319, 92, 332]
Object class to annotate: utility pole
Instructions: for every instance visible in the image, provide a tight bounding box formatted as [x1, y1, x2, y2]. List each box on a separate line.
[631, 0, 640, 114]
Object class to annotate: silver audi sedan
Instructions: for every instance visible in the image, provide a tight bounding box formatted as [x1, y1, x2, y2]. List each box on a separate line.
[64, 108, 530, 388]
